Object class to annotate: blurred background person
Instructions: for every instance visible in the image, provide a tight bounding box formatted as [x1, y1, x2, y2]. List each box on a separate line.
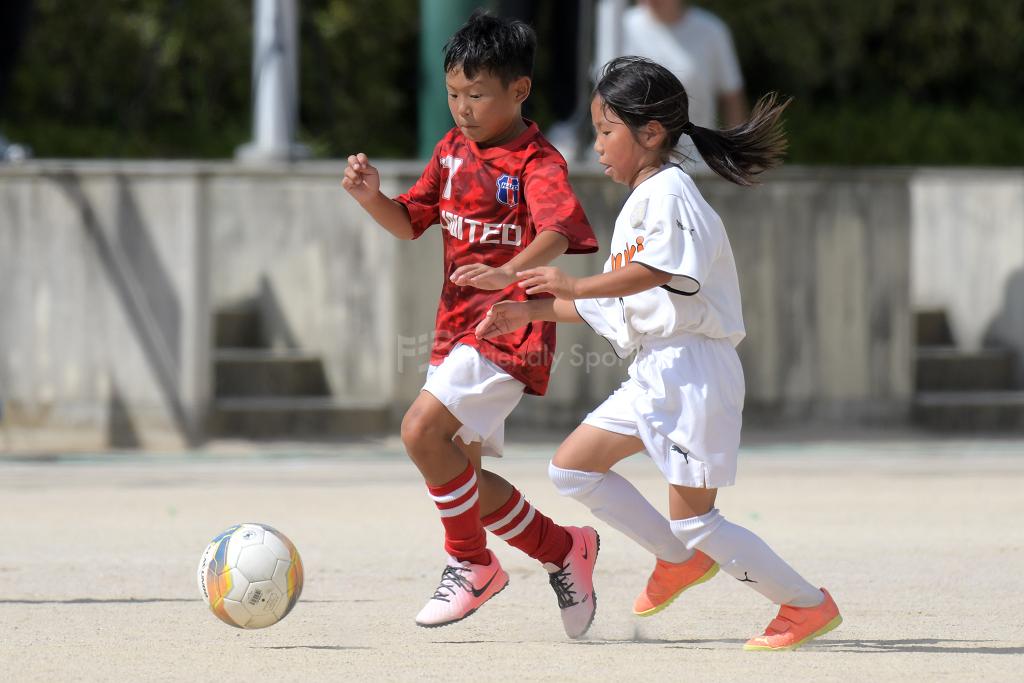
[0, 0, 33, 162]
[622, 0, 747, 169]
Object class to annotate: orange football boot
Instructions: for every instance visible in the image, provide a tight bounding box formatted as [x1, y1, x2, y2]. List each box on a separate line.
[633, 551, 719, 616]
[744, 588, 842, 651]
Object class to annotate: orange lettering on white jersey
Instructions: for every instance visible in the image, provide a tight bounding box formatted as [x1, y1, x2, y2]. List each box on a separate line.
[611, 236, 646, 270]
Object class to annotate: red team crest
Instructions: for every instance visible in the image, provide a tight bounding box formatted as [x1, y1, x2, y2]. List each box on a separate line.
[395, 121, 597, 395]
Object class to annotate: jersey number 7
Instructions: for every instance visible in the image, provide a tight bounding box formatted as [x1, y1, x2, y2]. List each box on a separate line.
[440, 155, 463, 200]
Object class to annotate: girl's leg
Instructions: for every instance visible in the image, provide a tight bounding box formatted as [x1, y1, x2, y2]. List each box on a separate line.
[548, 425, 691, 564]
[667, 484, 822, 607]
[550, 426, 721, 617]
[668, 484, 842, 650]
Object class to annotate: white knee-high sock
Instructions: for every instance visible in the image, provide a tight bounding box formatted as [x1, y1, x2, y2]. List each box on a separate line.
[549, 463, 691, 563]
[671, 509, 823, 607]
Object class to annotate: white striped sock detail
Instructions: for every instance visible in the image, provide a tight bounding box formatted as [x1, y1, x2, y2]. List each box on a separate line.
[437, 491, 479, 518]
[495, 506, 536, 541]
[484, 495, 526, 533]
[429, 472, 478, 504]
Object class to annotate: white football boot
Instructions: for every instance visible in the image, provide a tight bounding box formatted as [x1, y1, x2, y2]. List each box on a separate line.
[544, 526, 600, 639]
[415, 550, 509, 628]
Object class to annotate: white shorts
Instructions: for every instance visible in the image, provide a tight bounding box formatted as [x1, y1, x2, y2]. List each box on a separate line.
[423, 343, 526, 458]
[583, 334, 744, 488]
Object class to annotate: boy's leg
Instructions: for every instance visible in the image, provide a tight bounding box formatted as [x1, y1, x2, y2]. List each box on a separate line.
[458, 439, 596, 639]
[402, 392, 508, 628]
[668, 485, 841, 650]
[458, 439, 572, 567]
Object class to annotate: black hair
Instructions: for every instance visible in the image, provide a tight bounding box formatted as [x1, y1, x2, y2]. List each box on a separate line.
[443, 9, 535, 85]
[595, 56, 792, 186]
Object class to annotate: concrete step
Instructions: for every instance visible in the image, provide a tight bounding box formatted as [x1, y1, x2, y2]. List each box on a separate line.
[916, 309, 954, 347]
[912, 391, 1024, 431]
[915, 347, 1016, 391]
[215, 308, 262, 349]
[214, 349, 330, 398]
[208, 397, 391, 438]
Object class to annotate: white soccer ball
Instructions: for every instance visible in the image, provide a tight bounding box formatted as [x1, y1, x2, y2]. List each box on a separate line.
[197, 523, 304, 629]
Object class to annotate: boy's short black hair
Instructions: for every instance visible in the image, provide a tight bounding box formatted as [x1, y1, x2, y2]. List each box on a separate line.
[443, 9, 535, 84]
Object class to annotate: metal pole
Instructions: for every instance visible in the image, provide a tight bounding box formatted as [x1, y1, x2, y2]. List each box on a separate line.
[418, 0, 485, 159]
[569, 0, 597, 163]
[237, 0, 309, 162]
[593, 0, 626, 79]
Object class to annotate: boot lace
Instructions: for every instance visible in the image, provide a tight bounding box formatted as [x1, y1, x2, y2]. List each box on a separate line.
[431, 565, 473, 603]
[548, 567, 578, 609]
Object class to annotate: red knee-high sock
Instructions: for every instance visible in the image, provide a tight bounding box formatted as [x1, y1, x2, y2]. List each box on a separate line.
[481, 488, 572, 567]
[427, 462, 489, 565]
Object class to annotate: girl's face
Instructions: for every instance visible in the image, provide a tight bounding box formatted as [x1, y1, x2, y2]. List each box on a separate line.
[446, 67, 530, 147]
[590, 95, 664, 188]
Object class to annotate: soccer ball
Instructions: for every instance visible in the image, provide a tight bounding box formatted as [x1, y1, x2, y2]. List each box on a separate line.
[197, 523, 304, 629]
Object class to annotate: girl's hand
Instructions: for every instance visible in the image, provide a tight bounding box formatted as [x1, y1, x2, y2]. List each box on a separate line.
[475, 302, 531, 340]
[341, 153, 381, 203]
[450, 263, 517, 290]
[517, 266, 579, 299]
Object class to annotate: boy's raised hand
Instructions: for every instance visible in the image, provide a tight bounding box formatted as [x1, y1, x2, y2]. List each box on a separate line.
[475, 301, 531, 340]
[450, 263, 517, 290]
[341, 153, 380, 202]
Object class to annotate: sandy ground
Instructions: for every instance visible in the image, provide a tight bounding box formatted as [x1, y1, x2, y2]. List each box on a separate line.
[1, 436, 1023, 682]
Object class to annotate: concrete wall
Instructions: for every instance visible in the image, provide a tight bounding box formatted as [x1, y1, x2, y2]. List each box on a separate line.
[0, 161, 950, 447]
[200, 163, 915, 427]
[705, 168, 914, 421]
[0, 163, 210, 449]
[206, 170, 409, 404]
[912, 169, 1024, 385]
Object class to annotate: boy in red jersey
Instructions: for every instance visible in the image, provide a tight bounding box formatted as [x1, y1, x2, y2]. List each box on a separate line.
[342, 11, 600, 637]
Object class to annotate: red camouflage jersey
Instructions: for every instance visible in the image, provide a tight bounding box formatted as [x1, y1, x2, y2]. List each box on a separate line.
[395, 120, 598, 395]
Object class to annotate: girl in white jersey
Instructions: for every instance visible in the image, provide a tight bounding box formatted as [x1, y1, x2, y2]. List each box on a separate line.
[476, 56, 841, 651]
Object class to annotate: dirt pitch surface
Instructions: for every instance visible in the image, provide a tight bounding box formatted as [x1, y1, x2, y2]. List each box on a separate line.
[2, 436, 1023, 681]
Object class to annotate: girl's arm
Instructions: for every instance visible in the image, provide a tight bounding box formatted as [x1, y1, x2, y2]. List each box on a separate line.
[475, 297, 582, 340]
[451, 231, 569, 290]
[477, 263, 670, 340]
[518, 262, 672, 300]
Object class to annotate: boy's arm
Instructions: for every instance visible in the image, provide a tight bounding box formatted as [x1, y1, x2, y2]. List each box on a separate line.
[503, 230, 570, 273]
[518, 263, 672, 300]
[475, 297, 581, 340]
[342, 153, 416, 240]
[356, 193, 417, 241]
[451, 231, 569, 290]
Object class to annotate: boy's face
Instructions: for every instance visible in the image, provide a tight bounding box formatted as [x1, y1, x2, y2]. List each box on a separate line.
[446, 67, 530, 145]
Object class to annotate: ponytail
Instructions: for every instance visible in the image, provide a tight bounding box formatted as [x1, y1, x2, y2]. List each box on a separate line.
[596, 57, 792, 187]
[687, 93, 792, 186]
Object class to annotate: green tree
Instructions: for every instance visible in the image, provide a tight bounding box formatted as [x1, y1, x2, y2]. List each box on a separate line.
[703, 0, 1024, 164]
[2, 0, 419, 158]
[3, 0, 1022, 164]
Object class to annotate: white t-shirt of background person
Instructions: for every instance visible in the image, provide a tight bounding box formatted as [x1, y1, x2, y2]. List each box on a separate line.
[621, 6, 744, 170]
[575, 165, 745, 357]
